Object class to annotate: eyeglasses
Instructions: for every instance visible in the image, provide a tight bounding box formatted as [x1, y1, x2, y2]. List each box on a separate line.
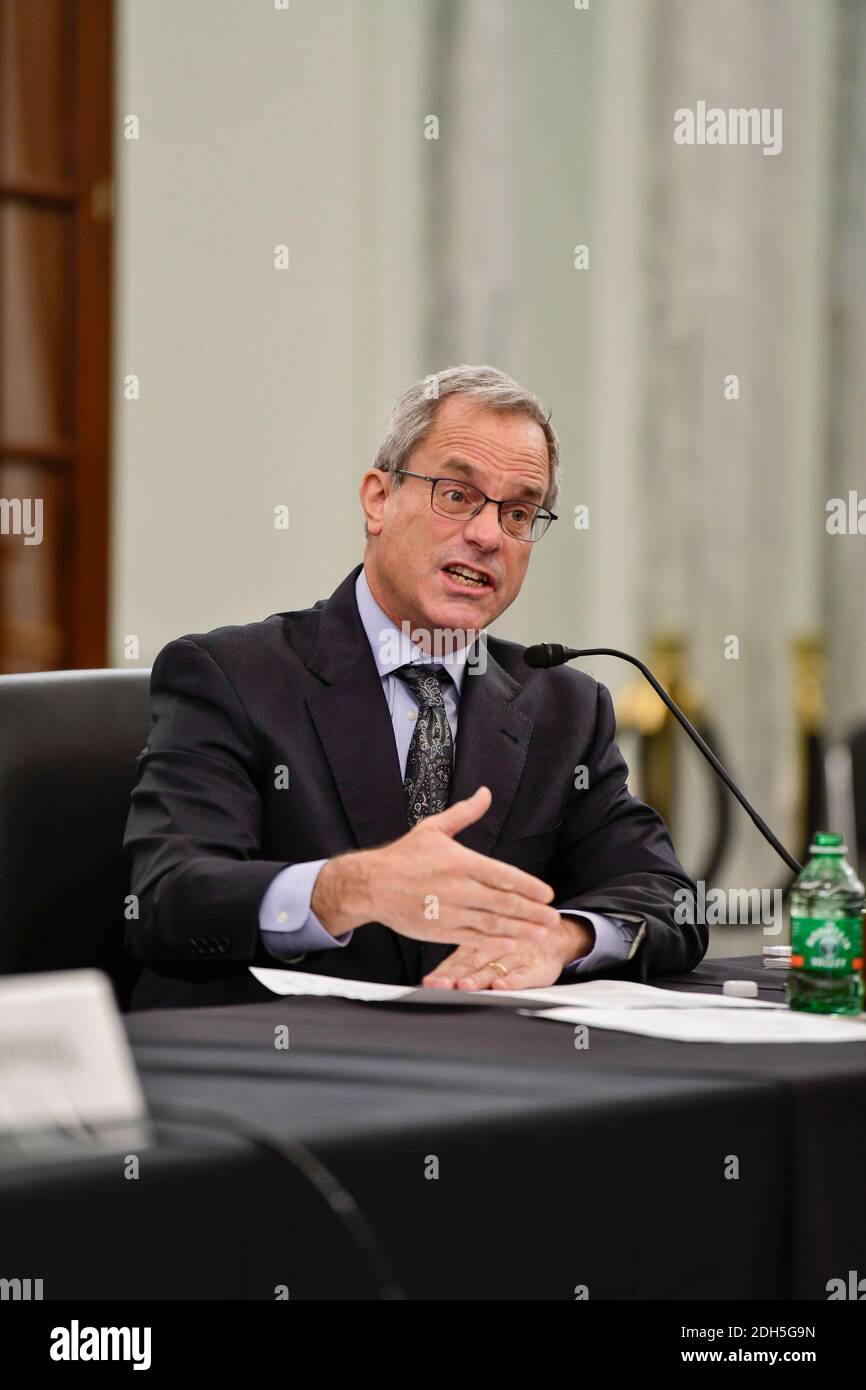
[394, 470, 557, 542]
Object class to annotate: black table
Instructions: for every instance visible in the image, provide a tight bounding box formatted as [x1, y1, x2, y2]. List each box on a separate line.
[2, 957, 864, 1300]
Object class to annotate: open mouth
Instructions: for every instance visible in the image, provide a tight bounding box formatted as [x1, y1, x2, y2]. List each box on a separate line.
[441, 564, 493, 592]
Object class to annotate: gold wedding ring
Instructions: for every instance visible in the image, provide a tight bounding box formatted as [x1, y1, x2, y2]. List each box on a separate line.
[489, 961, 509, 978]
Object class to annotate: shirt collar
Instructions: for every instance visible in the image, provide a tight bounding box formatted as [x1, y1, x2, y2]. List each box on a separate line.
[355, 566, 472, 694]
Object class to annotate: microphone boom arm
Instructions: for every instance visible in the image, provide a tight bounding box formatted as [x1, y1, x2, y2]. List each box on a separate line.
[542, 645, 802, 876]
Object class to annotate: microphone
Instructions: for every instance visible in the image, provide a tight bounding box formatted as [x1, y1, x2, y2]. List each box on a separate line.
[524, 642, 802, 875]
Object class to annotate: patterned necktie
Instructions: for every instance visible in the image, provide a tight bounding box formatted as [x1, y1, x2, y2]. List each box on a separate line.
[393, 663, 454, 827]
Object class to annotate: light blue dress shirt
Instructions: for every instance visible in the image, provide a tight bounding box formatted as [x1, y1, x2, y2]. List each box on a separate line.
[260, 566, 636, 976]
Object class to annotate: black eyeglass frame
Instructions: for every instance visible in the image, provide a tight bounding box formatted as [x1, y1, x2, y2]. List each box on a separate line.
[393, 469, 558, 542]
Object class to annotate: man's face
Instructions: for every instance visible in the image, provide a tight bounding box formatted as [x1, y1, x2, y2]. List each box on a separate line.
[361, 396, 551, 645]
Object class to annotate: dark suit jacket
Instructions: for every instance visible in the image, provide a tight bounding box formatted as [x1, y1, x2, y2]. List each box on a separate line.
[123, 563, 703, 1009]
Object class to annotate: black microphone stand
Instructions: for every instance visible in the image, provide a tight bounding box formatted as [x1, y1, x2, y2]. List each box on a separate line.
[525, 644, 802, 876]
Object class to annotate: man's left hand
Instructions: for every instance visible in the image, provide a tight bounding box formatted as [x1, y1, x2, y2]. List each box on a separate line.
[420, 915, 594, 991]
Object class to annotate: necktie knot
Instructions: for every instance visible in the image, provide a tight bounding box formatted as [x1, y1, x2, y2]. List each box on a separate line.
[394, 663, 450, 709]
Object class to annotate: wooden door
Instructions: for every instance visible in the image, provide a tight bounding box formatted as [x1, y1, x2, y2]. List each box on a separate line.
[0, 0, 113, 671]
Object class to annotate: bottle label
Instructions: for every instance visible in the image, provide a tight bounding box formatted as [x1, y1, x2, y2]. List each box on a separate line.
[790, 915, 864, 973]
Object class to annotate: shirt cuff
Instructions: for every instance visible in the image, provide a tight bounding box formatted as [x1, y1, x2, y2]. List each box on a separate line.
[558, 911, 638, 974]
[259, 860, 353, 962]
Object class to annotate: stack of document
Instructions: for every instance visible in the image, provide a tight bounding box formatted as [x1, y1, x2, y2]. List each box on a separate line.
[248, 967, 866, 1043]
[514, 978, 866, 1043]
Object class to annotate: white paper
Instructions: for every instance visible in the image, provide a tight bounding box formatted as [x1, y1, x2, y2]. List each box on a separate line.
[250, 968, 783, 1011]
[524, 1004, 866, 1044]
[249, 967, 414, 1001]
[493, 978, 784, 1010]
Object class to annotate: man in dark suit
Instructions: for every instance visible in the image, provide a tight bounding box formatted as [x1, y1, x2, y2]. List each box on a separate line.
[124, 365, 703, 1010]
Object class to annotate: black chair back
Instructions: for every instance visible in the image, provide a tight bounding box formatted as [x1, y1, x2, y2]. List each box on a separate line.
[0, 669, 151, 1009]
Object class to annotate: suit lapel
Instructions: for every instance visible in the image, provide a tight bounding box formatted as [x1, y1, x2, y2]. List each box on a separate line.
[305, 566, 418, 980]
[448, 647, 534, 844]
[304, 565, 535, 982]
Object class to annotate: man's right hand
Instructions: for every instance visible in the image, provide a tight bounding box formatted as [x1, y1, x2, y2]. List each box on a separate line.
[310, 785, 562, 949]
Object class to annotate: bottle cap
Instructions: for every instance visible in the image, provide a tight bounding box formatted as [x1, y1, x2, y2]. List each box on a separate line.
[723, 979, 758, 998]
[809, 831, 847, 855]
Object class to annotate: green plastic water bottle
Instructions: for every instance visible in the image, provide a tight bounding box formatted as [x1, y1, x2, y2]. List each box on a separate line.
[788, 832, 864, 1015]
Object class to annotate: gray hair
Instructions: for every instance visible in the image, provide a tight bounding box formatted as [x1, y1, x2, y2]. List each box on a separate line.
[365, 364, 560, 539]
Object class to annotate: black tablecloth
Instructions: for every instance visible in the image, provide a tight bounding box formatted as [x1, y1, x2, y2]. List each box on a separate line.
[2, 957, 865, 1299]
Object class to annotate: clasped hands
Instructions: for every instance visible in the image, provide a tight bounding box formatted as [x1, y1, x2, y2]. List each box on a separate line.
[311, 785, 594, 991]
